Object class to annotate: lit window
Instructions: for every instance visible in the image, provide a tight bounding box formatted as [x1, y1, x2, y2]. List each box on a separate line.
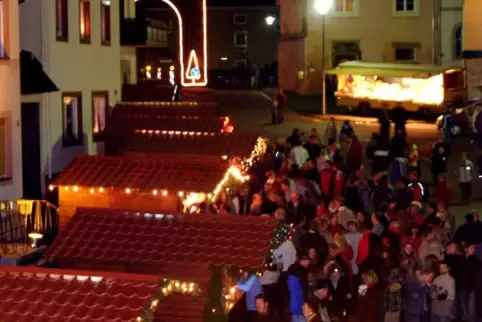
[395, 47, 416, 62]
[335, 0, 354, 12]
[0, 118, 7, 177]
[62, 93, 83, 147]
[79, 0, 91, 43]
[454, 26, 462, 59]
[56, 0, 69, 41]
[395, 0, 415, 12]
[101, 0, 111, 45]
[233, 14, 247, 25]
[92, 92, 109, 141]
[234, 31, 247, 48]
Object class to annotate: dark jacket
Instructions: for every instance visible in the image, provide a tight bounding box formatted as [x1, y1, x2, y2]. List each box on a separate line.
[355, 284, 383, 322]
[394, 187, 413, 210]
[286, 201, 311, 226]
[327, 276, 352, 316]
[299, 232, 329, 263]
[344, 185, 364, 213]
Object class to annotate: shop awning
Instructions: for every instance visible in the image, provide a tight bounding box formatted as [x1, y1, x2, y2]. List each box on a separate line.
[20, 50, 59, 95]
[325, 61, 459, 79]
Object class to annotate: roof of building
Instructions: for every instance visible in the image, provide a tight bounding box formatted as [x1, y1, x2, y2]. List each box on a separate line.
[0, 266, 159, 321]
[114, 102, 219, 116]
[123, 132, 261, 157]
[46, 209, 277, 269]
[104, 115, 231, 137]
[51, 155, 230, 193]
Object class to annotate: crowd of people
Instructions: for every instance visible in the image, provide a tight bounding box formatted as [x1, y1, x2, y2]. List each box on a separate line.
[226, 122, 482, 322]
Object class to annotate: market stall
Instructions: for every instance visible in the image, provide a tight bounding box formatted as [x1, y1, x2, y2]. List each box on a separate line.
[50, 155, 249, 228]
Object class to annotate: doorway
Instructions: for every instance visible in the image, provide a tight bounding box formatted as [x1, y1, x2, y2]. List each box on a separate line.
[21, 103, 42, 199]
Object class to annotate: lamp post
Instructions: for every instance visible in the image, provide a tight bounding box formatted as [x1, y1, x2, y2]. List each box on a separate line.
[314, 0, 332, 114]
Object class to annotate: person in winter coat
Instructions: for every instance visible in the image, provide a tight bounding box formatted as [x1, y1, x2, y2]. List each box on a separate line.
[355, 270, 383, 322]
[390, 129, 408, 159]
[302, 298, 323, 322]
[408, 171, 429, 204]
[344, 135, 363, 173]
[400, 242, 422, 278]
[288, 255, 311, 322]
[333, 197, 356, 230]
[344, 220, 363, 276]
[403, 268, 435, 322]
[304, 135, 322, 161]
[332, 164, 345, 199]
[344, 176, 364, 214]
[433, 174, 453, 210]
[401, 223, 423, 255]
[299, 220, 329, 263]
[320, 161, 335, 204]
[339, 120, 354, 143]
[419, 226, 444, 262]
[409, 144, 421, 175]
[325, 263, 353, 318]
[378, 109, 391, 145]
[431, 139, 451, 185]
[371, 174, 394, 212]
[430, 260, 456, 322]
[324, 118, 337, 146]
[394, 178, 414, 211]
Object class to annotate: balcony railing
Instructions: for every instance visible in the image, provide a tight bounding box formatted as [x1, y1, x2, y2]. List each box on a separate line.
[0, 200, 59, 256]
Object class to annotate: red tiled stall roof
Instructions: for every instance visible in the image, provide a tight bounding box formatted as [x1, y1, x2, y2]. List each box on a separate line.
[0, 266, 160, 321]
[123, 132, 262, 157]
[104, 115, 230, 137]
[46, 209, 278, 269]
[115, 101, 219, 116]
[52, 155, 230, 192]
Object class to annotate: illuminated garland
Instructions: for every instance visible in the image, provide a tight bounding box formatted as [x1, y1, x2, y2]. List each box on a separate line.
[264, 223, 293, 266]
[137, 278, 202, 322]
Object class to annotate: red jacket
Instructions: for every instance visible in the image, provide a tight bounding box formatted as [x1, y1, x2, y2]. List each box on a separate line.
[408, 182, 424, 202]
[329, 224, 345, 236]
[357, 230, 372, 265]
[333, 171, 345, 198]
[433, 182, 452, 209]
[320, 169, 334, 196]
[401, 236, 423, 254]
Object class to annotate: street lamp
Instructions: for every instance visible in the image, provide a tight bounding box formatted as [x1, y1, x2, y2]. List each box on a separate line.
[314, 0, 332, 114]
[265, 16, 276, 26]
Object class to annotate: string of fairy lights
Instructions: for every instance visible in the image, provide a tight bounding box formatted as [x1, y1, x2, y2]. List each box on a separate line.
[48, 137, 267, 209]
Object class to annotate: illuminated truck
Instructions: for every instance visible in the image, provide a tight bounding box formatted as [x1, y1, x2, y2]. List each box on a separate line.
[325, 61, 466, 114]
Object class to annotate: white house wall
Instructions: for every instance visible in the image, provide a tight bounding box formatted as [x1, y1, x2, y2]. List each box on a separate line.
[20, 0, 121, 194]
[0, 0, 22, 200]
[439, 0, 462, 66]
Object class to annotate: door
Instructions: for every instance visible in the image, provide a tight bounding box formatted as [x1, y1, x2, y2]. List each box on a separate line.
[21, 103, 42, 199]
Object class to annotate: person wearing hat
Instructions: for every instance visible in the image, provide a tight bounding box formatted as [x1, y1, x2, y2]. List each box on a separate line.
[325, 263, 352, 320]
[312, 279, 331, 322]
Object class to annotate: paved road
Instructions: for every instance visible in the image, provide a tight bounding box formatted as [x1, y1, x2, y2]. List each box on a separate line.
[183, 89, 482, 226]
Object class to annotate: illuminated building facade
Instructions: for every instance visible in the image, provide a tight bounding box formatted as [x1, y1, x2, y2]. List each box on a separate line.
[462, 0, 482, 100]
[19, 0, 121, 196]
[0, 0, 22, 200]
[278, 0, 436, 94]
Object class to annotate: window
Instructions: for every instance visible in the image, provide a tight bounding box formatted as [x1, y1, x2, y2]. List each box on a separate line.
[395, 0, 416, 13]
[56, 0, 69, 41]
[79, 0, 91, 43]
[395, 47, 416, 62]
[0, 118, 7, 177]
[234, 31, 247, 48]
[92, 91, 109, 141]
[62, 93, 83, 147]
[101, 0, 111, 45]
[233, 14, 247, 25]
[335, 0, 354, 12]
[454, 25, 462, 59]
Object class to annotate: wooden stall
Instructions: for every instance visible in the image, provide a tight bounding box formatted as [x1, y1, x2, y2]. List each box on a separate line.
[118, 132, 267, 165]
[50, 155, 248, 228]
[114, 101, 219, 116]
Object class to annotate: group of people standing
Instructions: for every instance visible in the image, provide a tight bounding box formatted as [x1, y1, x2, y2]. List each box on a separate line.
[229, 118, 482, 322]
